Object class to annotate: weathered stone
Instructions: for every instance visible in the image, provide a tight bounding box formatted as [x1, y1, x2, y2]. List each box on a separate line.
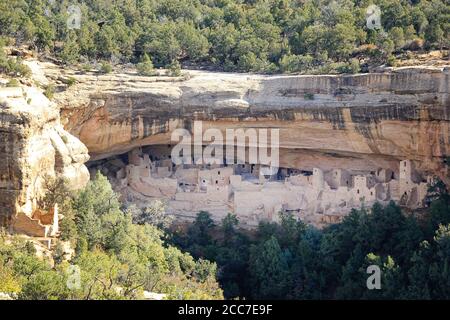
[103, 147, 432, 229]
[0, 87, 89, 230]
[2, 59, 447, 231]
[52, 66, 449, 185]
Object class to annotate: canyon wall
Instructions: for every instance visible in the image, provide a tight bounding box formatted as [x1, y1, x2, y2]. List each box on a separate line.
[0, 87, 89, 232]
[1, 61, 448, 231]
[59, 67, 449, 182]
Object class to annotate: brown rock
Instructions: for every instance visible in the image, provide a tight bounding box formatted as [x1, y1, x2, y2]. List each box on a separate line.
[56, 67, 449, 183]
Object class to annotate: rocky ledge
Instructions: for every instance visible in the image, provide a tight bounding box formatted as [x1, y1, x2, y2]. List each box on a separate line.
[48, 64, 449, 183]
[0, 87, 89, 232]
[1, 59, 449, 231]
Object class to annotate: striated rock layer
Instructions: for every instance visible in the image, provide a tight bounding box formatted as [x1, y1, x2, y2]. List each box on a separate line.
[1, 60, 449, 231]
[0, 87, 89, 231]
[59, 67, 450, 183]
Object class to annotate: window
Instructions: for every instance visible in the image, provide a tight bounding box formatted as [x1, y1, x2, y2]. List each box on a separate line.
[218, 171, 221, 175]
[357, 189, 360, 194]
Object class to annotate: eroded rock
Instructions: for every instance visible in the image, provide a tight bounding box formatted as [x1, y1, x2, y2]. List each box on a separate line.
[0, 87, 89, 234]
[52, 66, 449, 184]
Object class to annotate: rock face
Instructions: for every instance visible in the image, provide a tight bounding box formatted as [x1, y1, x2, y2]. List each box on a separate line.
[49, 64, 449, 227]
[0, 87, 89, 233]
[2, 60, 448, 231]
[59, 67, 449, 183]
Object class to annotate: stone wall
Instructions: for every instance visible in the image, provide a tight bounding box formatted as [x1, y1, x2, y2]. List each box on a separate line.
[95, 147, 432, 228]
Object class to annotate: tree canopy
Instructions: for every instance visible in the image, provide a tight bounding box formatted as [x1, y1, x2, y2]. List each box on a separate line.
[0, 173, 223, 300]
[0, 0, 448, 73]
[171, 183, 450, 299]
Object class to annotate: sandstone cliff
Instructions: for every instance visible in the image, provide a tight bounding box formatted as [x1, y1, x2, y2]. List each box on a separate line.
[49, 64, 449, 183]
[0, 87, 89, 231]
[1, 59, 448, 231]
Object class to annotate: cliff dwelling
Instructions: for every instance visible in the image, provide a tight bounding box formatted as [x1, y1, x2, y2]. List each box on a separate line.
[1, 61, 449, 239]
[88, 145, 433, 228]
[2, 0, 450, 302]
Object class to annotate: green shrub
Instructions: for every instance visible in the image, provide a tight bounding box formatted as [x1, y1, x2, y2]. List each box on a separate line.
[66, 77, 77, 87]
[6, 78, 19, 87]
[136, 54, 155, 76]
[237, 52, 262, 72]
[80, 64, 92, 73]
[335, 59, 360, 74]
[386, 55, 398, 67]
[0, 54, 31, 78]
[43, 84, 55, 100]
[279, 54, 314, 73]
[13, 59, 31, 77]
[167, 60, 182, 77]
[100, 62, 113, 74]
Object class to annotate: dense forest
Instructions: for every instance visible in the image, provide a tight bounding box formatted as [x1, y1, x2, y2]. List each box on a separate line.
[1, 173, 449, 299]
[0, 0, 448, 74]
[170, 179, 450, 299]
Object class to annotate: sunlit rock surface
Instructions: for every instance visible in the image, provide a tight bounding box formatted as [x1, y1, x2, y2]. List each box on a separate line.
[52, 65, 449, 184]
[0, 87, 89, 231]
[2, 59, 447, 230]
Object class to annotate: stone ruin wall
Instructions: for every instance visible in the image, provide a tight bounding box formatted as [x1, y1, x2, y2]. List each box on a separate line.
[90, 146, 433, 229]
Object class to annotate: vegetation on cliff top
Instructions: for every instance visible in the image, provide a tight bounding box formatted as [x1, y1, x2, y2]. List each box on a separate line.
[0, 0, 448, 74]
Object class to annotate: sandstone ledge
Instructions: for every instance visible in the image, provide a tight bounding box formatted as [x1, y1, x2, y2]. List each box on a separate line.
[43, 64, 448, 184]
[0, 87, 89, 228]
